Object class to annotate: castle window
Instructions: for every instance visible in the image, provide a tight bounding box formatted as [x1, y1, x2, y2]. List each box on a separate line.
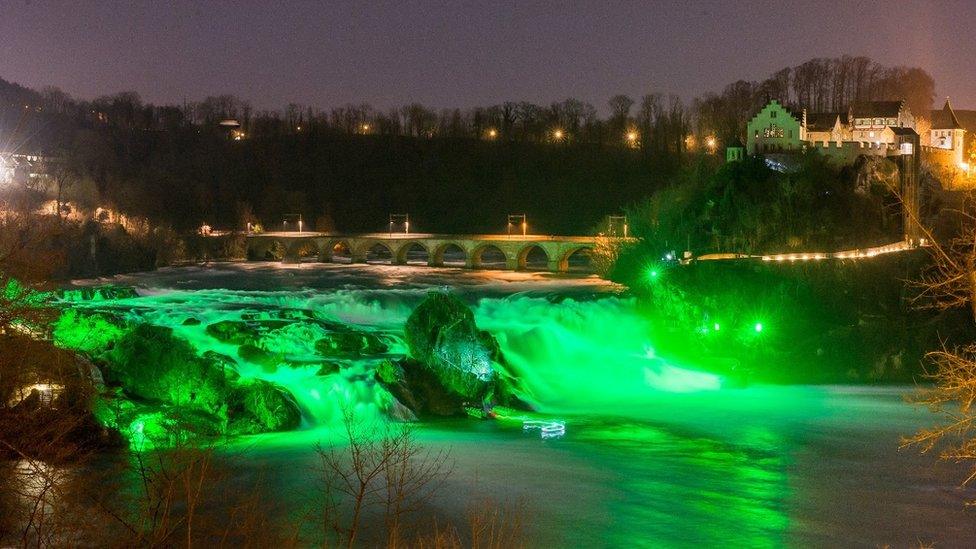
[771, 110, 777, 118]
[763, 125, 784, 138]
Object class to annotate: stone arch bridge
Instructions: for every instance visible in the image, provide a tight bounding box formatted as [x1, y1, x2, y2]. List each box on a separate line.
[245, 232, 608, 272]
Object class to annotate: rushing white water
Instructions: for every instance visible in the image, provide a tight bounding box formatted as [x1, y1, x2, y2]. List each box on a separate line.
[62, 263, 975, 547]
[64, 263, 720, 425]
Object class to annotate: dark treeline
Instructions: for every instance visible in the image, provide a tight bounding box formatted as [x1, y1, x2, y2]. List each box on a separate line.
[0, 56, 935, 235]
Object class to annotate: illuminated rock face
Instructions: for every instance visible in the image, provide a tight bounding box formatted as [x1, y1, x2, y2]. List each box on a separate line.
[105, 324, 231, 415]
[226, 379, 302, 434]
[403, 292, 502, 411]
[59, 314, 303, 441]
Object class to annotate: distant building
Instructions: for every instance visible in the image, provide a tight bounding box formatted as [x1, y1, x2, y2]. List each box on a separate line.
[746, 100, 806, 154]
[744, 99, 919, 163]
[218, 119, 246, 140]
[725, 138, 745, 162]
[0, 155, 13, 184]
[849, 100, 915, 145]
[805, 112, 851, 146]
[928, 98, 966, 166]
[0, 153, 54, 186]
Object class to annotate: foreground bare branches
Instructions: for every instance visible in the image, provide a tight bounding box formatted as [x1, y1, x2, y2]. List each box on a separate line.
[904, 196, 976, 501]
[315, 407, 526, 548]
[316, 407, 453, 547]
[905, 344, 976, 494]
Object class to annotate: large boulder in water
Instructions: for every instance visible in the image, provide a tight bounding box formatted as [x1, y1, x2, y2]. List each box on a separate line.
[402, 292, 502, 412]
[226, 380, 302, 434]
[206, 320, 259, 346]
[103, 324, 230, 415]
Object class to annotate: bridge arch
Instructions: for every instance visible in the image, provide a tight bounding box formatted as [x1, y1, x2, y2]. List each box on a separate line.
[431, 242, 468, 267]
[246, 238, 275, 261]
[559, 245, 595, 273]
[327, 240, 354, 263]
[358, 241, 396, 264]
[471, 243, 510, 269]
[395, 241, 432, 265]
[284, 239, 324, 263]
[262, 240, 287, 261]
[516, 244, 551, 271]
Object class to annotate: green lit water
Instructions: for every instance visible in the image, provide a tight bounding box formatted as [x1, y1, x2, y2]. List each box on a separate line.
[63, 263, 975, 547]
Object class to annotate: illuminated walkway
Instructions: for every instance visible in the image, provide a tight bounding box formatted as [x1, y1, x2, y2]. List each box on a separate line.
[695, 239, 918, 263]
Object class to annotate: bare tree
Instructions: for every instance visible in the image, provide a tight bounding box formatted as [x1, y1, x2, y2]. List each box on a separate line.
[902, 198, 976, 500]
[316, 407, 452, 547]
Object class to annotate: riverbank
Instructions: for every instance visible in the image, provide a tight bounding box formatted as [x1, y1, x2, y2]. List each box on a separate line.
[613, 250, 971, 384]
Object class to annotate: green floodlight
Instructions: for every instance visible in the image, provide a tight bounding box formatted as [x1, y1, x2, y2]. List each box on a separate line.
[754, 322, 764, 333]
[713, 323, 721, 331]
[647, 268, 659, 281]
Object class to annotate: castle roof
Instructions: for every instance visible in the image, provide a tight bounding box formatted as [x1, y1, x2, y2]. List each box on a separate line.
[851, 100, 904, 118]
[890, 127, 918, 136]
[806, 112, 848, 131]
[930, 99, 963, 130]
[747, 99, 805, 128]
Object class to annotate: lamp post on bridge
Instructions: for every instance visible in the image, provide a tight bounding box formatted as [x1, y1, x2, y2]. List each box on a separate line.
[607, 215, 628, 238]
[507, 214, 527, 238]
[282, 213, 303, 233]
[389, 213, 409, 236]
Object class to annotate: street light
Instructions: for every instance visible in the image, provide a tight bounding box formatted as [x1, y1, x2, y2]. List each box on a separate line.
[608, 215, 628, 238]
[625, 130, 639, 148]
[283, 213, 303, 233]
[552, 129, 564, 142]
[389, 213, 409, 235]
[507, 214, 527, 237]
[486, 128, 498, 139]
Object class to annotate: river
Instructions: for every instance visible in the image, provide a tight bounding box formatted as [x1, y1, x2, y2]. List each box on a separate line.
[63, 262, 975, 547]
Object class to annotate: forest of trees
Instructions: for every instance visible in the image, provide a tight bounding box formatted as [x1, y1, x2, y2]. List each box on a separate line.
[0, 55, 938, 239]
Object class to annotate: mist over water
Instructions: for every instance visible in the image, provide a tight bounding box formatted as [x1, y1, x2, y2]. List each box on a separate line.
[62, 263, 976, 547]
[67, 263, 719, 424]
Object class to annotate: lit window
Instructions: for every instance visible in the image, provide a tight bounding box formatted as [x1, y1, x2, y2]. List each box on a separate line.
[763, 125, 784, 138]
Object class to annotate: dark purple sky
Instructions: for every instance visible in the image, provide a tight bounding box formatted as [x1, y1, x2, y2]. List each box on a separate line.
[2, 0, 974, 112]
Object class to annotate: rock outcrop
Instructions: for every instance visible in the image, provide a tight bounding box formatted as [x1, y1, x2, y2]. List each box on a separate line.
[392, 291, 528, 416]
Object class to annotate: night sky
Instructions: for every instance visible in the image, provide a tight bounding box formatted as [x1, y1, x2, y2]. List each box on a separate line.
[2, 0, 974, 112]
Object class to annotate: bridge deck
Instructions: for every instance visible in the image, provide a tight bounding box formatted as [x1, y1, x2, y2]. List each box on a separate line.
[250, 231, 601, 243]
[243, 231, 614, 272]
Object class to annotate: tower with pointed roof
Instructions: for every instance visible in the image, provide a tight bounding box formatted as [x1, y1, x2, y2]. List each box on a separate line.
[930, 98, 966, 166]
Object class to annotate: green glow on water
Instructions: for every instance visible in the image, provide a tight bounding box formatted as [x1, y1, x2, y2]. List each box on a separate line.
[57, 285, 725, 445]
[474, 295, 722, 412]
[51, 275, 821, 546]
